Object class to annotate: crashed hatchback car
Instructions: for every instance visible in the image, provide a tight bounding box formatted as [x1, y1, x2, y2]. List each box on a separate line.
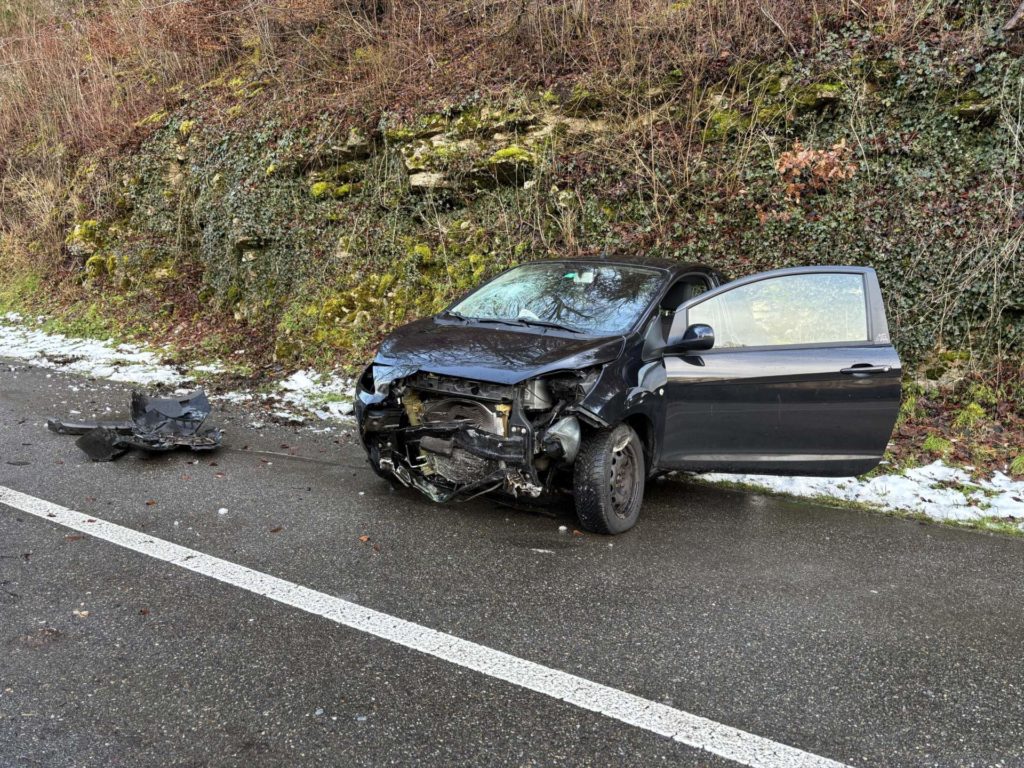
[356, 259, 901, 533]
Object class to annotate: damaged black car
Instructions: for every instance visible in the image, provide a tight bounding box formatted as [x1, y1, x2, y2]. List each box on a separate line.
[356, 259, 901, 533]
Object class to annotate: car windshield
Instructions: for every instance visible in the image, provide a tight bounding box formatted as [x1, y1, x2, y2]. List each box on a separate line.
[449, 262, 665, 336]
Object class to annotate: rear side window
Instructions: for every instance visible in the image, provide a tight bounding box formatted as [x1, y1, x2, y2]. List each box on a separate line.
[687, 272, 868, 348]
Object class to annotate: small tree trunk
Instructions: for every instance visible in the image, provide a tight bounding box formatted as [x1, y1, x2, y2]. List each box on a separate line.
[1006, 0, 1024, 31]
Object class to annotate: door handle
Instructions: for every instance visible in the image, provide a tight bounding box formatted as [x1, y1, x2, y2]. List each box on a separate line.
[840, 364, 891, 376]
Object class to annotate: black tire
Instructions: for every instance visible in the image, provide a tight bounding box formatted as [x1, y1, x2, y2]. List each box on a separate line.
[573, 423, 645, 534]
[366, 446, 400, 488]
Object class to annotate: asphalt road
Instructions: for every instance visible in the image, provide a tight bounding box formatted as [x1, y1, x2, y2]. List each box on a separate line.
[2, 361, 1023, 768]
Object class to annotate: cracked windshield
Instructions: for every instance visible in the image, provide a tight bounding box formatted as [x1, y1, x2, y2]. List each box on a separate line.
[450, 262, 664, 336]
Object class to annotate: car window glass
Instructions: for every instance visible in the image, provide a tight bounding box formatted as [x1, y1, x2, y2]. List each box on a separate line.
[451, 263, 664, 336]
[688, 273, 868, 348]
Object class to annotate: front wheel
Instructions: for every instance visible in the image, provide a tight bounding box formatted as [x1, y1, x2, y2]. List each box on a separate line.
[573, 423, 645, 534]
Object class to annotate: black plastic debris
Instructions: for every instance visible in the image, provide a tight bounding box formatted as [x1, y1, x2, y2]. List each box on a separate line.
[47, 390, 223, 462]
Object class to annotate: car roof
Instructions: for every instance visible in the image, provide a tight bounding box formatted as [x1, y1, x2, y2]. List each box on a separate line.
[523, 256, 725, 284]
[525, 256, 713, 274]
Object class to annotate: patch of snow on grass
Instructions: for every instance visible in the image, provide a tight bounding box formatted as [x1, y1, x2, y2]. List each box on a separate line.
[2, 315, 357, 425]
[277, 368, 356, 421]
[216, 369, 356, 424]
[191, 363, 226, 374]
[699, 460, 1024, 524]
[0, 314, 189, 386]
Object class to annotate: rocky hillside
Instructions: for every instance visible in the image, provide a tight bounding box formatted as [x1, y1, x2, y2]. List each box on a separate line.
[1, 1, 1023, 463]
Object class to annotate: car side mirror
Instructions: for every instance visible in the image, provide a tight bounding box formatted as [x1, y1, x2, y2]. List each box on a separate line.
[665, 323, 714, 354]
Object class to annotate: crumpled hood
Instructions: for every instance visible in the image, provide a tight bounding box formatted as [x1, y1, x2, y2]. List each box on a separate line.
[374, 318, 624, 385]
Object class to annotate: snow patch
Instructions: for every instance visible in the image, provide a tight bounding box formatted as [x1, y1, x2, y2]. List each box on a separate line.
[0, 314, 189, 386]
[1, 315, 356, 425]
[219, 370, 355, 424]
[276, 368, 355, 421]
[698, 460, 1024, 523]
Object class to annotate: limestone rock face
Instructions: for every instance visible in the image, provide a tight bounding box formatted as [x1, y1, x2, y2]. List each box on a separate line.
[338, 126, 371, 160]
[408, 171, 449, 191]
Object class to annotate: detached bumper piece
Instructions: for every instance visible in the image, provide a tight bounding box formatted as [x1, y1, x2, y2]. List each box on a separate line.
[47, 390, 223, 462]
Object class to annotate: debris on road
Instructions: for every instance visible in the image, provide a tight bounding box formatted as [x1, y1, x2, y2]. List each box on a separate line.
[47, 390, 223, 462]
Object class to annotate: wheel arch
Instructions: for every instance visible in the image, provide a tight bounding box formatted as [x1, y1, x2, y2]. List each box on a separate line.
[623, 413, 656, 476]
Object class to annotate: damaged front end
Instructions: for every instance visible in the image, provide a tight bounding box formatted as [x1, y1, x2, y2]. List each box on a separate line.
[356, 365, 598, 503]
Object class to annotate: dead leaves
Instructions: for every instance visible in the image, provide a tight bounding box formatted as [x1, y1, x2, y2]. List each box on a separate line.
[357, 534, 381, 553]
[776, 139, 857, 203]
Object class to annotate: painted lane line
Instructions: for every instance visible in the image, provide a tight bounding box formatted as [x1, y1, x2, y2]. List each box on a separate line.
[0, 485, 849, 768]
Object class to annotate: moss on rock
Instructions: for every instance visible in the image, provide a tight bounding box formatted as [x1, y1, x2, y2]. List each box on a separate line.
[484, 144, 536, 185]
[84, 253, 108, 279]
[951, 90, 998, 125]
[66, 220, 104, 257]
[488, 145, 535, 165]
[791, 82, 845, 113]
[702, 109, 749, 141]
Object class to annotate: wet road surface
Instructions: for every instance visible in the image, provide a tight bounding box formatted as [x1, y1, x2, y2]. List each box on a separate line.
[2, 361, 1023, 767]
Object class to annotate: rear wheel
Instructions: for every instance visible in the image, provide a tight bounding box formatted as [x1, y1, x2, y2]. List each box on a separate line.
[573, 423, 645, 534]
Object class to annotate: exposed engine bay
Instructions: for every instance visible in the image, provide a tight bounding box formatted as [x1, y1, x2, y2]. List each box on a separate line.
[356, 366, 599, 503]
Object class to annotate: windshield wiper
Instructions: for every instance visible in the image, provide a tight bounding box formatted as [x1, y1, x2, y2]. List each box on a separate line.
[513, 318, 583, 334]
[452, 315, 583, 334]
[467, 317, 518, 326]
[441, 310, 470, 322]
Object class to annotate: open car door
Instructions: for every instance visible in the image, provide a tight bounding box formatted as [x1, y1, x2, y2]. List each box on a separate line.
[658, 266, 901, 477]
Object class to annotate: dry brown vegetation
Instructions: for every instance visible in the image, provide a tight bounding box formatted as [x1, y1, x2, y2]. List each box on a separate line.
[0, 0, 1007, 256]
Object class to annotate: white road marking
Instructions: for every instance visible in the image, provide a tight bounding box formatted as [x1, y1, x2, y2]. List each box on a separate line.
[0, 485, 850, 768]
